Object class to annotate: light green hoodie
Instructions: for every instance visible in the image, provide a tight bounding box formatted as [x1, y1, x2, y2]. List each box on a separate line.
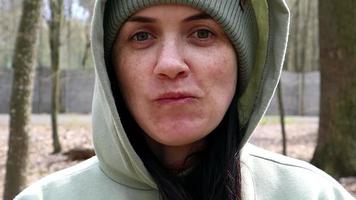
[15, 0, 354, 199]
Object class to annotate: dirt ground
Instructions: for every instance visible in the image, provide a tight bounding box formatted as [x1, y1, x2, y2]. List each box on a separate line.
[0, 114, 355, 199]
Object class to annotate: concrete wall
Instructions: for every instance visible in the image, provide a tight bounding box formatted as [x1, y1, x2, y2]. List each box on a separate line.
[0, 68, 94, 113]
[266, 71, 320, 116]
[0, 69, 13, 113]
[0, 69, 320, 115]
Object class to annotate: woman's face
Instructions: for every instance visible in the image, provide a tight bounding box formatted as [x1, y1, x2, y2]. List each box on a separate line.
[113, 5, 237, 148]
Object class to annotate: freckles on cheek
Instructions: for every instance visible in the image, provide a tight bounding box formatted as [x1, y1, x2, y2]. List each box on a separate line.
[212, 55, 236, 82]
[117, 53, 151, 94]
[210, 60, 237, 102]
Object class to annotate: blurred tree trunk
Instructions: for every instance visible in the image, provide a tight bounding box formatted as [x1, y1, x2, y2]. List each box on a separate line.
[311, 0, 356, 178]
[292, 1, 300, 72]
[49, 0, 63, 154]
[286, 0, 319, 72]
[81, 23, 91, 68]
[298, 0, 312, 116]
[285, 0, 319, 116]
[291, 0, 305, 115]
[65, 0, 73, 69]
[3, 0, 43, 199]
[277, 82, 287, 155]
[79, 0, 94, 68]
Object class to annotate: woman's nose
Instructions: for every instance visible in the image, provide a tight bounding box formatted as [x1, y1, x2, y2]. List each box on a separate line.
[153, 40, 189, 80]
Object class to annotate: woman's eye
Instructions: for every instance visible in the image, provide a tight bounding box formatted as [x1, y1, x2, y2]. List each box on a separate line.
[194, 29, 213, 39]
[131, 32, 152, 41]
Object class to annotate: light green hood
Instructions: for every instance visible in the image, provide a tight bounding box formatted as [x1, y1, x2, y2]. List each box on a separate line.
[90, 0, 290, 190]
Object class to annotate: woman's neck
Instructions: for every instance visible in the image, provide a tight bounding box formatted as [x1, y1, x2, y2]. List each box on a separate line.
[146, 136, 206, 171]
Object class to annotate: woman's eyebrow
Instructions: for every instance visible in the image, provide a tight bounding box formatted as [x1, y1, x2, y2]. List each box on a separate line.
[183, 13, 212, 22]
[127, 16, 157, 23]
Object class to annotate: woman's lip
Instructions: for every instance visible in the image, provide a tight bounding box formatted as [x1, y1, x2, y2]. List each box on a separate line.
[154, 92, 198, 104]
[155, 97, 196, 104]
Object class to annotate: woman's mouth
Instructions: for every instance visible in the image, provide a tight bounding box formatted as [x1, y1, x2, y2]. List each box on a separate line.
[155, 92, 198, 104]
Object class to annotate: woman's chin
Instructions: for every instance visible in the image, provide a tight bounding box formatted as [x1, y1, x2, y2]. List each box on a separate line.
[148, 124, 211, 147]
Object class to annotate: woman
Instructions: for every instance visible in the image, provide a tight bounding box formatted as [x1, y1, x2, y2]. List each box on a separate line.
[16, 0, 353, 199]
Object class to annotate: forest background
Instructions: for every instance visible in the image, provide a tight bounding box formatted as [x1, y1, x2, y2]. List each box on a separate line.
[0, 0, 93, 71]
[0, 0, 355, 199]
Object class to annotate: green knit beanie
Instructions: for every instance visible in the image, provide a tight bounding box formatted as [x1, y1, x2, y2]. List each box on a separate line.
[103, 0, 258, 94]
